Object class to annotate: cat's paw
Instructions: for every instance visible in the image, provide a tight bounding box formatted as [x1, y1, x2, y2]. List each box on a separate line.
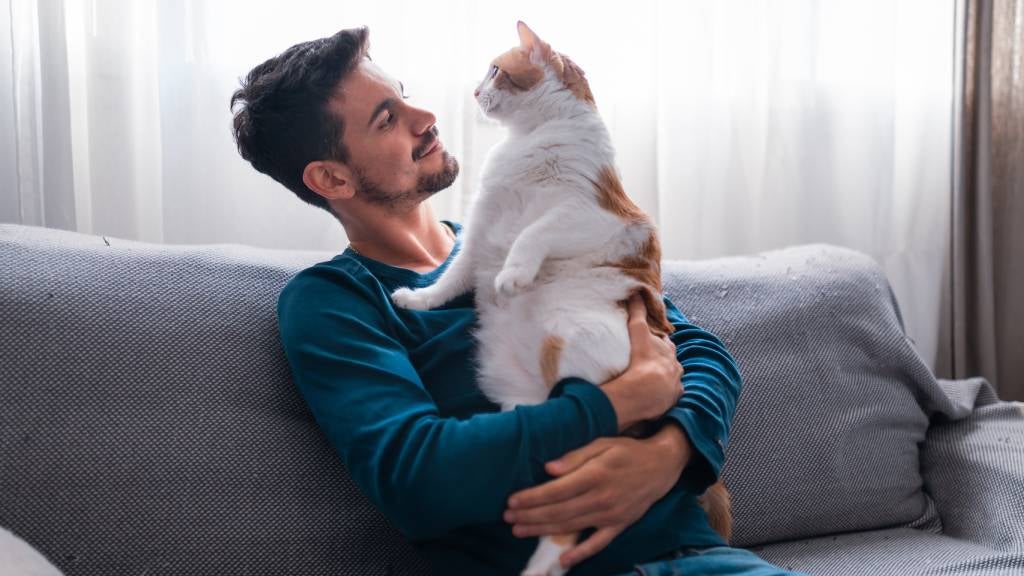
[391, 287, 436, 310]
[520, 560, 567, 576]
[494, 263, 538, 297]
[522, 536, 570, 576]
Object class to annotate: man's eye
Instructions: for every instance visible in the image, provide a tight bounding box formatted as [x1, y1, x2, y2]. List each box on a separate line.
[380, 112, 394, 128]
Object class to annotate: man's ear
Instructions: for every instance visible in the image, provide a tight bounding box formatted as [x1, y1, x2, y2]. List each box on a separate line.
[302, 160, 355, 203]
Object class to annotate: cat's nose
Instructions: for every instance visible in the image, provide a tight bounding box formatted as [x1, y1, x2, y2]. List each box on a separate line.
[474, 89, 480, 98]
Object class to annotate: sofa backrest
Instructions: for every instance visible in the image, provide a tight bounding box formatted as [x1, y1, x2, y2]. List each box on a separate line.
[0, 224, 430, 576]
[1, 224, 960, 575]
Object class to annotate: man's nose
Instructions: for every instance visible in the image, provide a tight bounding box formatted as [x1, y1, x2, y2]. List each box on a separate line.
[410, 106, 437, 136]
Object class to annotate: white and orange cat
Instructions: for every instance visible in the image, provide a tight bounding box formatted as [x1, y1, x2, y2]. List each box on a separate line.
[392, 22, 731, 576]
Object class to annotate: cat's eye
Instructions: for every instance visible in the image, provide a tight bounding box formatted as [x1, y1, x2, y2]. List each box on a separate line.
[488, 65, 499, 79]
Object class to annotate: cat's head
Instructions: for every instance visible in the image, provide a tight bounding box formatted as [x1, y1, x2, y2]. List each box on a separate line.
[474, 22, 594, 124]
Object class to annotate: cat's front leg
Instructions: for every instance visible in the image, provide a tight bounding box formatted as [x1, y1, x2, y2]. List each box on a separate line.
[391, 240, 473, 310]
[494, 204, 573, 297]
[494, 250, 545, 298]
[391, 285, 449, 311]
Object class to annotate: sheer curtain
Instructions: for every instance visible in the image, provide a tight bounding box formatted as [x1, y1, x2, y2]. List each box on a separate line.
[1, 0, 957, 368]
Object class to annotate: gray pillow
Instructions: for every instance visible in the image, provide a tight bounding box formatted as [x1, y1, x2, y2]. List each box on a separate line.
[663, 245, 962, 547]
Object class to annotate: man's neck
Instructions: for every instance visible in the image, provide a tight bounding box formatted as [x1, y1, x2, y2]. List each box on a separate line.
[341, 201, 454, 273]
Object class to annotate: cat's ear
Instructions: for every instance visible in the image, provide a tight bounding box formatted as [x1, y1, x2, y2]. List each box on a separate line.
[517, 21, 551, 61]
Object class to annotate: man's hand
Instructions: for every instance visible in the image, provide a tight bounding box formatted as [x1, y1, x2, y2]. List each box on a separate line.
[504, 423, 693, 570]
[601, 294, 684, 432]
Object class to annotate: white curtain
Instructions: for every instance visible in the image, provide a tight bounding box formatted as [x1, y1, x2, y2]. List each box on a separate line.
[1, 0, 957, 368]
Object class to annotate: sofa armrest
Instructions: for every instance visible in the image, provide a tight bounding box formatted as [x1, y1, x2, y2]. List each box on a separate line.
[921, 378, 1024, 552]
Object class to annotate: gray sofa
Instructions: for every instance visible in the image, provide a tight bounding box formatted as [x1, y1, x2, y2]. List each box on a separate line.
[1, 222, 1022, 576]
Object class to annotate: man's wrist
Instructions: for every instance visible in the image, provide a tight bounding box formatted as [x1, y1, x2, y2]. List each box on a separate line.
[652, 420, 692, 475]
[601, 373, 645, 433]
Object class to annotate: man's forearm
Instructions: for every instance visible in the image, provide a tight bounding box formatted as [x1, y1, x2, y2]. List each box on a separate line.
[650, 420, 692, 479]
[601, 372, 649, 433]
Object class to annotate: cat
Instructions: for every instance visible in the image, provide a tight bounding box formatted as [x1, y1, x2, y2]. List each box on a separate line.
[391, 21, 731, 576]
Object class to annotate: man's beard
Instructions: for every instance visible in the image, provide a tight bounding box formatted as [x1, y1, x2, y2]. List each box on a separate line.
[355, 152, 460, 214]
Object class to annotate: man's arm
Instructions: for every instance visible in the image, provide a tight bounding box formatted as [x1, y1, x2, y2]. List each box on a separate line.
[658, 294, 742, 494]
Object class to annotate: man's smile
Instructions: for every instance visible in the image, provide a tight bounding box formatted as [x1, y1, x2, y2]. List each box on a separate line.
[413, 127, 444, 161]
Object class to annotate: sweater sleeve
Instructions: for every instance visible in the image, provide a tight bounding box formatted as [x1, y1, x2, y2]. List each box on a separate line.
[658, 295, 743, 495]
[276, 266, 619, 541]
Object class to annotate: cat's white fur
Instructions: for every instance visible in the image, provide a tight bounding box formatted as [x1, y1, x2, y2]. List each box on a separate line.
[391, 26, 654, 576]
[393, 54, 652, 409]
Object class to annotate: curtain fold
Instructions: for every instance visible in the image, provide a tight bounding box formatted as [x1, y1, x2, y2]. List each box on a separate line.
[939, 0, 1024, 400]
[990, 0, 1024, 400]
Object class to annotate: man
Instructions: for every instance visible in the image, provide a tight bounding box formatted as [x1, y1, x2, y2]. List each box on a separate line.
[231, 26, 802, 576]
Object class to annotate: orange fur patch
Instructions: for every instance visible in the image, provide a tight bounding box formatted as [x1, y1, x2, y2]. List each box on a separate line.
[699, 481, 733, 543]
[593, 167, 674, 335]
[633, 284, 675, 337]
[553, 53, 595, 106]
[540, 334, 565, 388]
[493, 50, 544, 92]
[500, 21, 595, 105]
[502, 21, 595, 106]
[595, 166, 647, 223]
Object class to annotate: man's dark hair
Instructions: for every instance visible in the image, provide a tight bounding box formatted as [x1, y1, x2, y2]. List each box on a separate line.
[230, 27, 369, 215]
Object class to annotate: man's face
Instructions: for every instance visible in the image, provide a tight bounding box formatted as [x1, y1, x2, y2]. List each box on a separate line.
[331, 60, 459, 213]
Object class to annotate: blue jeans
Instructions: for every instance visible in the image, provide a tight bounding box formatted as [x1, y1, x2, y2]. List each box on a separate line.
[616, 546, 811, 576]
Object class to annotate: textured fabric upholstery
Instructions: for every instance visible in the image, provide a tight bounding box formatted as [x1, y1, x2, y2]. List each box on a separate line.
[922, 379, 1024, 552]
[2, 224, 1022, 576]
[662, 246, 944, 546]
[0, 225, 429, 576]
[756, 527, 1024, 575]
[752, 382, 1024, 575]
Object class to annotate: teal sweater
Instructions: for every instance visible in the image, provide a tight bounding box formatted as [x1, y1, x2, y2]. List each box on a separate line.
[276, 221, 742, 576]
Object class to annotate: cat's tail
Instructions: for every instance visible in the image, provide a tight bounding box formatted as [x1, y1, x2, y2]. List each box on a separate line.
[699, 480, 734, 543]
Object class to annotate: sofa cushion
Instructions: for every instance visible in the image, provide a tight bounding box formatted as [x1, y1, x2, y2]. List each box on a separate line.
[662, 245, 968, 547]
[921, 379, 1024, 553]
[755, 527, 1024, 575]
